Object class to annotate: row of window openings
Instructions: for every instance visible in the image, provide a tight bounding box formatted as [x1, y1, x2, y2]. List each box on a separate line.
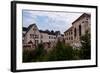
[65, 25, 82, 37]
[30, 34, 56, 39]
[65, 27, 81, 40]
[65, 19, 89, 37]
[49, 36, 56, 39]
[65, 26, 81, 36]
[65, 31, 73, 36]
[30, 34, 39, 39]
[66, 37, 73, 40]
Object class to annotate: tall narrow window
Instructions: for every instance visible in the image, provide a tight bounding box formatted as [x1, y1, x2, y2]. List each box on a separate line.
[71, 37, 73, 40]
[74, 28, 76, 37]
[79, 25, 81, 36]
[69, 32, 70, 35]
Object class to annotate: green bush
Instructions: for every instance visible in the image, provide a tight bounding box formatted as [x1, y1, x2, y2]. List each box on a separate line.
[80, 30, 91, 59]
[47, 41, 74, 61]
[23, 50, 36, 62]
[23, 43, 46, 62]
[23, 41, 83, 62]
[73, 49, 81, 60]
[32, 43, 47, 62]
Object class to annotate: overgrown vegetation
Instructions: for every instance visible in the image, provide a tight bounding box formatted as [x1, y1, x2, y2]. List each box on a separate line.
[80, 30, 91, 59]
[23, 43, 46, 62]
[23, 31, 91, 62]
[47, 41, 74, 61]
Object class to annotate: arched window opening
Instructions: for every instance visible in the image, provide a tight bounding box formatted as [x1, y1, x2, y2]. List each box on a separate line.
[79, 25, 81, 36]
[74, 28, 76, 37]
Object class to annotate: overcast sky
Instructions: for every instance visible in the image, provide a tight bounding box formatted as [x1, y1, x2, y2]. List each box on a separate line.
[22, 10, 83, 34]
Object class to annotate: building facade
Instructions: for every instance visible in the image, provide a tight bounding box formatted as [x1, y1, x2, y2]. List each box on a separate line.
[64, 13, 91, 48]
[23, 24, 64, 50]
[64, 26, 74, 46]
[23, 13, 90, 50]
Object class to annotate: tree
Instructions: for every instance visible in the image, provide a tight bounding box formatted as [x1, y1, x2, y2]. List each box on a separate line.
[23, 50, 36, 62]
[32, 43, 46, 61]
[23, 43, 46, 62]
[47, 40, 74, 61]
[80, 30, 91, 59]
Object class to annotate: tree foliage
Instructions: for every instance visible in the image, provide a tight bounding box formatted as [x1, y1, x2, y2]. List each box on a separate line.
[23, 50, 36, 62]
[23, 43, 46, 62]
[23, 40, 84, 62]
[47, 40, 74, 61]
[80, 30, 91, 59]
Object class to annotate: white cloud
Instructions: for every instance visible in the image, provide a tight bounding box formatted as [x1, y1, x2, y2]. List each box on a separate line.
[23, 10, 83, 34]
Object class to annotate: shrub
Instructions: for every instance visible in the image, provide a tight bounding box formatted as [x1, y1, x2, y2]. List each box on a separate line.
[80, 30, 91, 59]
[47, 41, 74, 61]
[23, 49, 36, 62]
[23, 43, 46, 62]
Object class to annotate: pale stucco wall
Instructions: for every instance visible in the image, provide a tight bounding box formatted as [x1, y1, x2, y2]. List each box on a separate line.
[24, 25, 40, 44]
[64, 14, 91, 47]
